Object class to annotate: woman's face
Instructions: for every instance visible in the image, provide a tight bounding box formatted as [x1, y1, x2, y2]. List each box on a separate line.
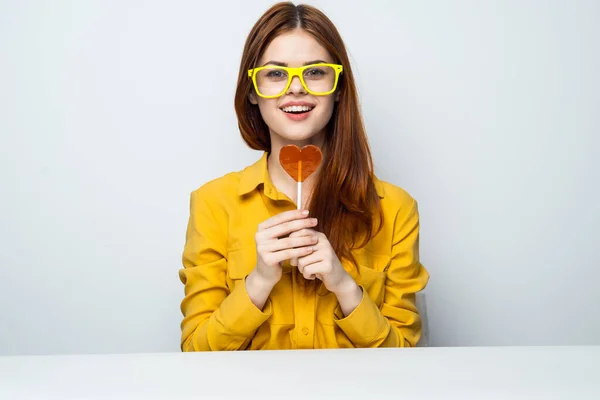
[249, 29, 339, 147]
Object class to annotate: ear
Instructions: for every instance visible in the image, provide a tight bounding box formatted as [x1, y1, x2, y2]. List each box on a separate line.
[335, 90, 341, 102]
[248, 91, 258, 105]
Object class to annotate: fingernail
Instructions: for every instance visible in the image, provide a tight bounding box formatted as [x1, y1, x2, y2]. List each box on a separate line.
[302, 210, 309, 215]
[311, 218, 318, 224]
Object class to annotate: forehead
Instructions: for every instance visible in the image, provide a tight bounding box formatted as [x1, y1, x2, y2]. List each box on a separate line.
[259, 29, 333, 65]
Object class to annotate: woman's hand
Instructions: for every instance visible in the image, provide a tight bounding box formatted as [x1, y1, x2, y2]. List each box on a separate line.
[246, 210, 319, 309]
[288, 228, 353, 293]
[289, 227, 364, 316]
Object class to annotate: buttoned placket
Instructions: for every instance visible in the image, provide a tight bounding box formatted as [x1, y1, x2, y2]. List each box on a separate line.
[292, 269, 316, 348]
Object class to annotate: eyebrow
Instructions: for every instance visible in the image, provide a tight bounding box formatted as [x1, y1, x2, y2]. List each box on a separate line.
[261, 59, 329, 67]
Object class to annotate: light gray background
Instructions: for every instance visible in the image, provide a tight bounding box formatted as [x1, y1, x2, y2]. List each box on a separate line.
[1, 0, 598, 355]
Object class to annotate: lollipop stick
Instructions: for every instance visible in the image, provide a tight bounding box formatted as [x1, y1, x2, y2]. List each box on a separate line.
[297, 160, 302, 210]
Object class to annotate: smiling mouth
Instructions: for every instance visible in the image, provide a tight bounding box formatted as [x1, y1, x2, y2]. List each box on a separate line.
[280, 105, 315, 114]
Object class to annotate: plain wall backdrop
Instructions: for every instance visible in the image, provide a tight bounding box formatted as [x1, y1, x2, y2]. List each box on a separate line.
[1, 0, 598, 355]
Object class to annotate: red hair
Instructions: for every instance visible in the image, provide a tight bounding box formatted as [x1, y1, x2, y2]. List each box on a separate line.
[234, 2, 383, 268]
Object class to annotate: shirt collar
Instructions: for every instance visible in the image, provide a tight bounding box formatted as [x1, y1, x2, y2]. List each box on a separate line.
[238, 151, 385, 198]
[238, 151, 273, 197]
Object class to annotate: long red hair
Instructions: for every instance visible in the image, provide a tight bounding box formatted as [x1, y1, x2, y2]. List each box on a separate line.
[234, 2, 383, 268]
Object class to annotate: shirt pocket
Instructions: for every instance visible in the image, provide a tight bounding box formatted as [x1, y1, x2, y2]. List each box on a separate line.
[226, 245, 256, 289]
[317, 252, 391, 325]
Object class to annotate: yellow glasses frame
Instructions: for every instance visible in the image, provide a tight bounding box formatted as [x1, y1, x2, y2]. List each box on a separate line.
[248, 63, 344, 98]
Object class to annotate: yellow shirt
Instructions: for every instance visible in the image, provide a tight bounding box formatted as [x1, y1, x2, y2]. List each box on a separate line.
[179, 152, 429, 350]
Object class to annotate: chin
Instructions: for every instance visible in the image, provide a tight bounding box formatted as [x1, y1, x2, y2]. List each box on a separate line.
[275, 128, 322, 143]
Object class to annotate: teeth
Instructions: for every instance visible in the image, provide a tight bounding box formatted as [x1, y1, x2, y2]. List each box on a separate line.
[281, 105, 314, 112]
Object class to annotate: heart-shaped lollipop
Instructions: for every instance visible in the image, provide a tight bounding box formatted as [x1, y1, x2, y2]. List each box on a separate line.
[279, 144, 323, 209]
[279, 144, 322, 182]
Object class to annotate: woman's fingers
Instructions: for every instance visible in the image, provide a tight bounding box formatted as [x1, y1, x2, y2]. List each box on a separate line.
[255, 211, 320, 270]
[296, 253, 322, 274]
[270, 245, 315, 265]
[257, 209, 309, 231]
[262, 235, 318, 253]
[267, 217, 318, 239]
[252, 211, 316, 287]
[288, 229, 319, 266]
[302, 263, 325, 281]
[302, 264, 318, 280]
[288, 228, 318, 238]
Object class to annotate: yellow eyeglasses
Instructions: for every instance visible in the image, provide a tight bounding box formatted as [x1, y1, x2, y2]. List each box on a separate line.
[248, 63, 343, 98]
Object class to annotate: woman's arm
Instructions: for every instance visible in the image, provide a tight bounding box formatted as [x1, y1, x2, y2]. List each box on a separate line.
[179, 187, 319, 351]
[333, 198, 430, 348]
[179, 188, 273, 351]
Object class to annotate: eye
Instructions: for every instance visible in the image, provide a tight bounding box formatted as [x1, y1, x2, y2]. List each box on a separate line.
[305, 68, 326, 77]
[266, 70, 286, 78]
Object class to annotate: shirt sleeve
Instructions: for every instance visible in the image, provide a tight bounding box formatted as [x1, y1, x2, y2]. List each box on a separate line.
[178, 188, 272, 351]
[333, 199, 429, 347]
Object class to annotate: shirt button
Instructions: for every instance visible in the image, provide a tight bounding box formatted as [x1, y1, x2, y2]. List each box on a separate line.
[302, 327, 309, 335]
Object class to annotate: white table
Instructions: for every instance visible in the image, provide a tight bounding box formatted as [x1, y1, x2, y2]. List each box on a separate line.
[1, 346, 598, 399]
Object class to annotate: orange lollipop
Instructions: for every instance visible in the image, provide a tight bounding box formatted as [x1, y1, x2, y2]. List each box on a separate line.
[279, 144, 323, 209]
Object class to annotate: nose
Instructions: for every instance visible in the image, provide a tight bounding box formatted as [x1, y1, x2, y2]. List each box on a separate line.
[286, 75, 306, 95]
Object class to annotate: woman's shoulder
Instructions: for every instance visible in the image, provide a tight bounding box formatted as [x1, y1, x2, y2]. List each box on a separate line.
[189, 168, 249, 209]
[374, 176, 417, 213]
[192, 171, 241, 196]
[191, 152, 268, 205]
[192, 152, 267, 197]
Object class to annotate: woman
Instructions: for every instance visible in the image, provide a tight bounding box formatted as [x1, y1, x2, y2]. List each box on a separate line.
[179, 2, 429, 351]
